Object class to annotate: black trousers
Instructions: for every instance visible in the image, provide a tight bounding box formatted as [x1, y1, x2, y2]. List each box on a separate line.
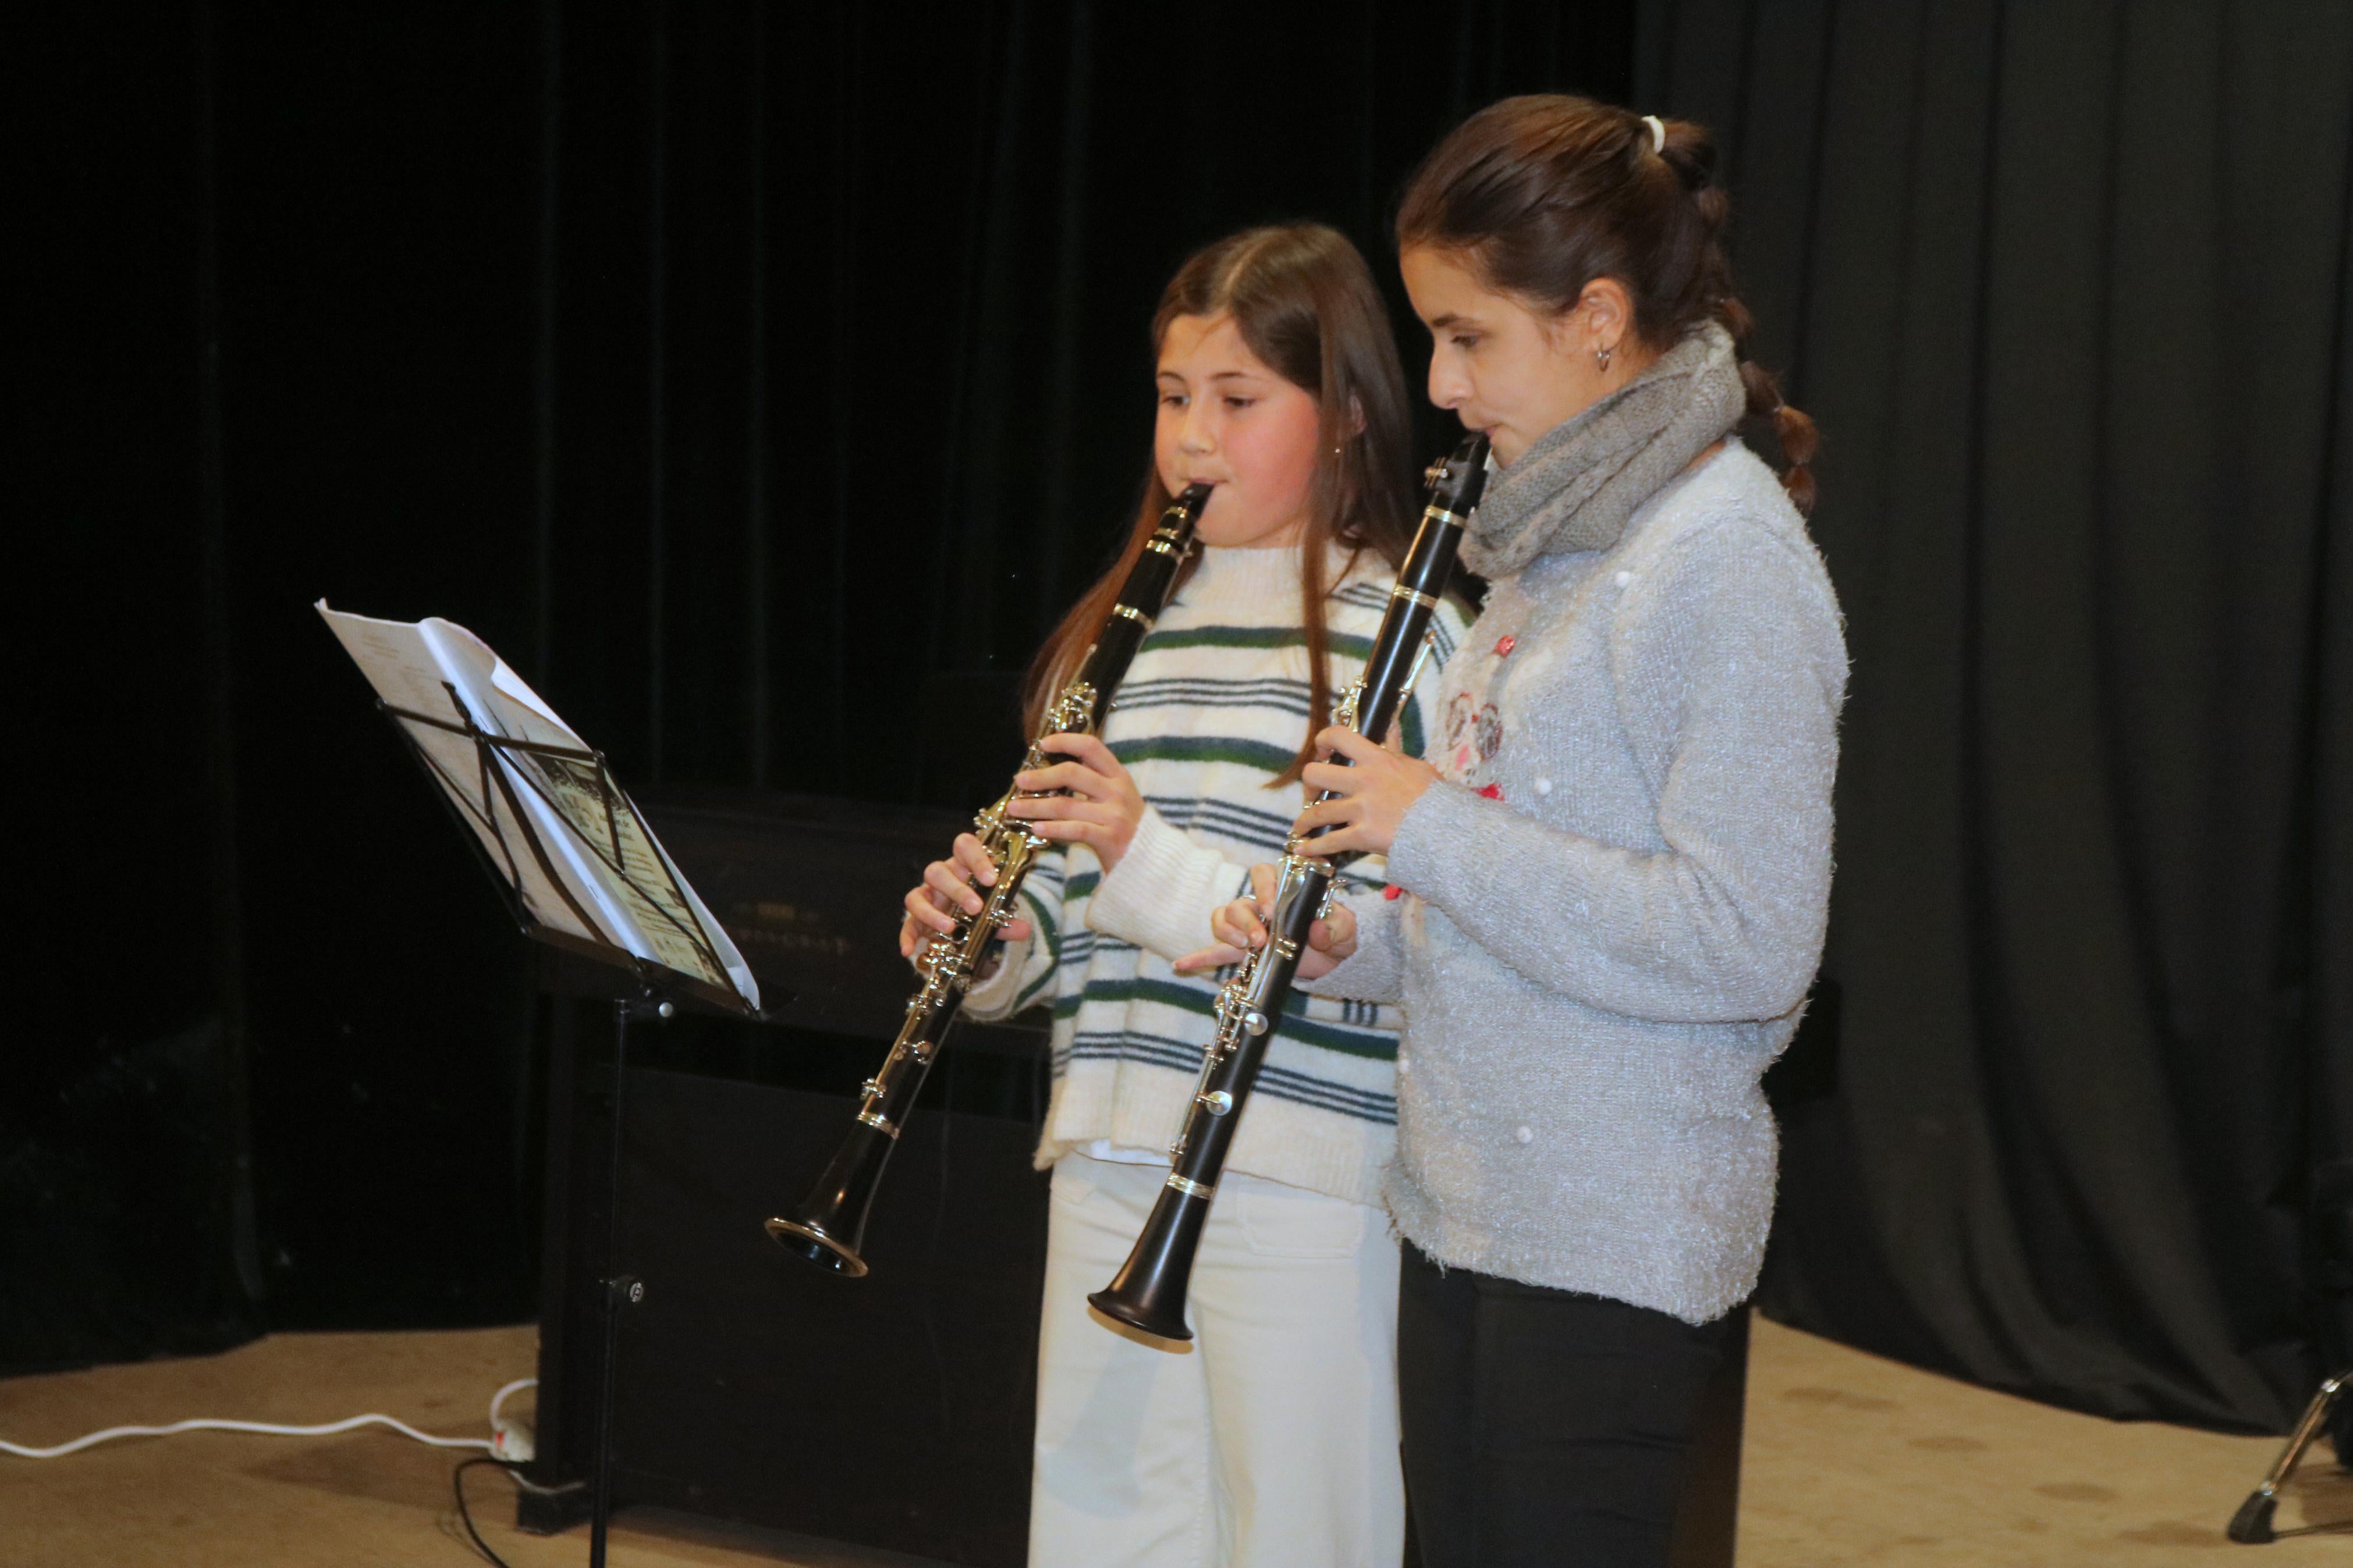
[1398, 1240, 1733, 1568]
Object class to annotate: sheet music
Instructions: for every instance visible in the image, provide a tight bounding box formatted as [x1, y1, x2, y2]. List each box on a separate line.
[318, 602, 760, 1010]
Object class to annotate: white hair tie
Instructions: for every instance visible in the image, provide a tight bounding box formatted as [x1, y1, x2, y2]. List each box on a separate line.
[1643, 114, 1666, 154]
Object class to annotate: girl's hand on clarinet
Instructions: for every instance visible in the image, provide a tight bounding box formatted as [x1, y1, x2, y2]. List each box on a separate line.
[1177, 864, 1276, 972]
[1174, 863, 1357, 979]
[899, 832, 1031, 959]
[1003, 734, 1147, 867]
[1294, 727, 1440, 857]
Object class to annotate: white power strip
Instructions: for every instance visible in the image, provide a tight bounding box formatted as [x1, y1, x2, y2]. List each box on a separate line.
[488, 1380, 535, 1464]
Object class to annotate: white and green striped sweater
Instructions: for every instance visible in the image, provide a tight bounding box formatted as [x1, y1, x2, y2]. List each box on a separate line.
[961, 540, 1471, 1207]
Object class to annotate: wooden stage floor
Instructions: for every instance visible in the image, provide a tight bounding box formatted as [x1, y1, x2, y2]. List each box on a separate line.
[0, 1315, 2343, 1566]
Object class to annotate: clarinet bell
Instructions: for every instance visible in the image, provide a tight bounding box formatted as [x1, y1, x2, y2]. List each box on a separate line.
[764, 1121, 897, 1278]
[1085, 1182, 1215, 1343]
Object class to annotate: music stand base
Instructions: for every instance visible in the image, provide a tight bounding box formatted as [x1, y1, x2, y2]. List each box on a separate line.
[516, 1484, 594, 1536]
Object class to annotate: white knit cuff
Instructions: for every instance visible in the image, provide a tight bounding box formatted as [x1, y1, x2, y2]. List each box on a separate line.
[1085, 804, 1240, 962]
[953, 929, 1032, 1018]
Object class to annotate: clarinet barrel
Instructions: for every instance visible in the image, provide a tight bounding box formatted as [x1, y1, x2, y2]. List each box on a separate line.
[1088, 436, 1488, 1341]
[765, 483, 1211, 1277]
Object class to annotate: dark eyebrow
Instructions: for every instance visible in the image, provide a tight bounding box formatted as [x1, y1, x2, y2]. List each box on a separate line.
[1158, 367, 1272, 385]
[1426, 311, 1477, 332]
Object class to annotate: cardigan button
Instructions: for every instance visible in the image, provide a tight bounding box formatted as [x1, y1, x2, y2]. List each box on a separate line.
[1513, 1125, 1534, 1145]
[1534, 778, 1552, 795]
[1614, 570, 1634, 586]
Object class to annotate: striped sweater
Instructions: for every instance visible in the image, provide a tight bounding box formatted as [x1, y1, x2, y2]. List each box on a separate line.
[960, 539, 1471, 1206]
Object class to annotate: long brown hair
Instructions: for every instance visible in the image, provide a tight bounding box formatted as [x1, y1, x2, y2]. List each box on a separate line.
[1397, 95, 1819, 513]
[1023, 223, 1419, 785]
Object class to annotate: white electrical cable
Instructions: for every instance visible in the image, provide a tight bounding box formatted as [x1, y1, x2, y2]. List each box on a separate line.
[0, 1375, 539, 1461]
[487, 1377, 533, 1427]
[0, 1414, 491, 1459]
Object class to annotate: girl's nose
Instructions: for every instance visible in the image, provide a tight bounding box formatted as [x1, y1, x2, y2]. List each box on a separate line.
[1426, 356, 1468, 411]
[1179, 404, 1215, 453]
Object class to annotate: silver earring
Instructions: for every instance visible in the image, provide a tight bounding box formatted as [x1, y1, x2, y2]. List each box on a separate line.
[1595, 343, 1614, 373]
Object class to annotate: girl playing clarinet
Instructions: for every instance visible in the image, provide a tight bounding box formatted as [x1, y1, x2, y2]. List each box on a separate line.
[1199, 98, 1847, 1567]
[903, 222, 1471, 1568]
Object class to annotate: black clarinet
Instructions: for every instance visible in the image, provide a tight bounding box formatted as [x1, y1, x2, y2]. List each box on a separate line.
[767, 483, 1211, 1276]
[1088, 436, 1488, 1341]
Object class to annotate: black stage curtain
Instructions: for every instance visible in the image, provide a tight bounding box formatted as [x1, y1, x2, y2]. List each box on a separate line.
[1638, 1, 2353, 1433]
[13, 3, 1632, 1370]
[19, 1, 2348, 1448]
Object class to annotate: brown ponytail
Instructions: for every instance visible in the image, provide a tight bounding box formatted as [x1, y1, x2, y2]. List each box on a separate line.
[1397, 95, 1818, 515]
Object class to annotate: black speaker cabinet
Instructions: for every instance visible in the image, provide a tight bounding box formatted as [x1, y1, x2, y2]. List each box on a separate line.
[521, 788, 1054, 1567]
[528, 1038, 1049, 1567]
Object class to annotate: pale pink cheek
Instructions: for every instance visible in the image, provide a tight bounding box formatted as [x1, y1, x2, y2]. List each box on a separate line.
[1229, 414, 1319, 515]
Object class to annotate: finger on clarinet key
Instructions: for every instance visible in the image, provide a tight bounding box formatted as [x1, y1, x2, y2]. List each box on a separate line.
[1013, 763, 1080, 797]
[952, 832, 998, 885]
[904, 888, 950, 936]
[1175, 940, 1241, 974]
[1014, 794, 1097, 827]
[927, 861, 984, 915]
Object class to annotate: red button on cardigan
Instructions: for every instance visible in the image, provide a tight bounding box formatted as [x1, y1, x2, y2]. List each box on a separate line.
[1494, 634, 1517, 656]
[1478, 783, 1504, 801]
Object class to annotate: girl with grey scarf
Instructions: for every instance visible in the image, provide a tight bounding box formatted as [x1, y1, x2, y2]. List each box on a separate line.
[1191, 96, 1846, 1567]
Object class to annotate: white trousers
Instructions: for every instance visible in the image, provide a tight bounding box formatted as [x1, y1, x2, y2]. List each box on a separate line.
[1029, 1153, 1404, 1568]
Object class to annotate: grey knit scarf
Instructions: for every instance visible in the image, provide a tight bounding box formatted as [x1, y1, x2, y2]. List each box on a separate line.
[1461, 322, 1747, 578]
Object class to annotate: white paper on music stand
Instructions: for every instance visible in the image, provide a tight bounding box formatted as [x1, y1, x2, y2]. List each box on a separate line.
[318, 602, 760, 1011]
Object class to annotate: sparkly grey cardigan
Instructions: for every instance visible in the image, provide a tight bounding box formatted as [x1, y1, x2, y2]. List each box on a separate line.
[1307, 441, 1847, 1324]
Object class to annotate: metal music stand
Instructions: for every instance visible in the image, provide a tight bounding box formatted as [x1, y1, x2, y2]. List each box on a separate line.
[373, 680, 764, 1568]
